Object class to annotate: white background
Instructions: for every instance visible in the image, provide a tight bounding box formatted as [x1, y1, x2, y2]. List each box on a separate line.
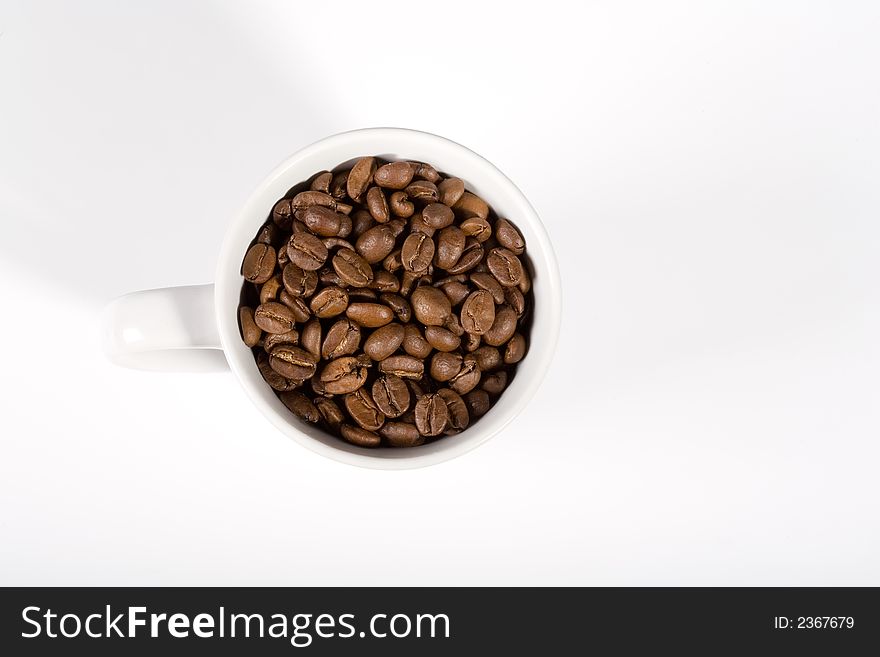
[1, 1, 878, 585]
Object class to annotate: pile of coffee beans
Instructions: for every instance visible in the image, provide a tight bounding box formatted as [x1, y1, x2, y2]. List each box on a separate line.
[239, 157, 531, 448]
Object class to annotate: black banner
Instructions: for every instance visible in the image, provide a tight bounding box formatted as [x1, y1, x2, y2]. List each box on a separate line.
[1, 587, 876, 654]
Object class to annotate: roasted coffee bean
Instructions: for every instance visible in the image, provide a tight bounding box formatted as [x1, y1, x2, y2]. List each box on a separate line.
[314, 397, 345, 429]
[470, 272, 505, 304]
[410, 286, 452, 326]
[504, 333, 526, 364]
[483, 305, 518, 346]
[437, 280, 470, 306]
[465, 389, 491, 417]
[389, 191, 415, 218]
[310, 171, 332, 194]
[503, 286, 525, 317]
[256, 222, 280, 246]
[380, 293, 411, 322]
[340, 424, 380, 447]
[351, 210, 375, 239]
[518, 263, 532, 294]
[425, 326, 461, 352]
[481, 370, 508, 395]
[239, 306, 262, 347]
[363, 323, 405, 361]
[279, 291, 311, 323]
[242, 243, 276, 283]
[437, 388, 469, 431]
[333, 249, 374, 287]
[495, 217, 525, 255]
[296, 206, 349, 237]
[264, 329, 300, 353]
[409, 212, 436, 237]
[322, 237, 356, 252]
[382, 249, 403, 273]
[290, 190, 352, 215]
[287, 232, 328, 271]
[434, 226, 466, 270]
[347, 156, 376, 201]
[438, 177, 465, 207]
[380, 422, 424, 447]
[412, 162, 440, 183]
[405, 180, 439, 203]
[329, 170, 349, 199]
[452, 191, 489, 219]
[320, 356, 368, 395]
[472, 345, 502, 371]
[346, 302, 393, 328]
[487, 248, 524, 287]
[389, 217, 407, 235]
[422, 203, 455, 230]
[449, 354, 481, 394]
[401, 232, 435, 273]
[322, 318, 361, 359]
[277, 244, 290, 267]
[374, 161, 415, 189]
[372, 374, 411, 418]
[319, 266, 346, 287]
[300, 318, 322, 359]
[430, 352, 463, 382]
[402, 324, 432, 358]
[254, 302, 297, 334]
[344, 388, 385, 431]
[356, 224, 397, 264]
[379, 355, 425, 380]
[259, 274, 283, 304]
[445, 238, 484, 274]
[280, 391, 320, 422]
[414, 393, 449, 436]
[366, 186, 390, 223]
[445, 313, 465, 337]
[399, 270, 420, 297]
[370, 270, 400, 294]
[460, 216, 492, 242]
[348, 288, 378, 302]
[257, 351, 299, 392]
[270, 345, 318, 380]
[282, 263, 319, 298]
[464, 332, 481, 352]
[460, 290, 496, 335]
[310, 286, 349, 318]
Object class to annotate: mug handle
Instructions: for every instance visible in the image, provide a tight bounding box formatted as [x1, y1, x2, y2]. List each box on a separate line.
[101, 284, 228, 372]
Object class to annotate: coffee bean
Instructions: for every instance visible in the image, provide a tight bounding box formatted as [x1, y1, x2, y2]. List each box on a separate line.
[389, 191, 415, 218]
[438, 177, 465, 207]
[272, 198, 296, 230]
[460, 216, 492, 242]
[314, 397, 345, 429]
[430, 352, 463, 382]
[464, 332, 481, 352]
[344, 388, 385, 431]
[504, 333, 527, 364]
[433, 225, 466, 271]
[348, 288, 378, 302]
[320, 356, 368, 395]
[495, 217, 525, 255]
[452, 191, 489, 220]
[239, 306, 262, 347]
[291, 191, 352, 215]
[296, 206, 349, 237]
[380, 422, 424, 447]
[282, 263, 318, 298]
[449, 353, 481, 394]
[346, 302, 393, 328]
[363, 323, 405, 361]
[299, 319, 322, 358]
[280, 391, 320, 423]
[382, 248, 403, 273]
[257, 351, 299, 392]
[259, 274, 283, 305]
[487, 247, 524, 287]
[372, 374, 411, 418]
[483, 305, 518, 346]
[405, 180, 439, 203]
[401, 232, 435, 273]
[287, 232, 328, 271]
[422, 203, 455, 230]
[445, 238, 484, 274]
[270, 345, 318, 381]
[412, 162, 441, 183]
[356, 224, 397, 264]
[470, 272, 505, 304]
[379, 355, 425, 380]
[256, 222, 280, 246]
[322, 237, 356, 252]
[263, 329, 300, 353]
[472, 345, 502, 371]
[481, 370, 508, 395]
[279, 291, 311, 323]
[319, 266, 347, 288]
[504, 285, 526, 316]
[277, 245, 290, 268]
[517, 263, 532, 294]
[414, 393, 449, 436]
[425, 326, 461, 352]
[409, 212, 436, 237]
[351, 210, 375, 239]
[410, 286, 452, 326]
[370, 270, 400, 294]
[374, 161, 415, 189]
[461, 290, 496, 335]
[310, 171, 332, 194]
[347, 156, 376, 201]
[437, 388, 469, 431]
[402, 324, 432, 359]
[380, 293, 411, 323]
[445, 313, 465, 337]
[437, 280, 470, 306]
[340, 424, 380, 447]
[242, 243, 276, 283]
[332, 249, 374, 287]
[465, 389, 491, 417]
[254, 302, 297, 334]
[366, 186, 390, 223]
[310, 286, 349, 318]
[329, 170, 349, 199]
[322, 318, 361, 359]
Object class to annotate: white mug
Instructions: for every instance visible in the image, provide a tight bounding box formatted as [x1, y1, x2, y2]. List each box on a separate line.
[102, 128, 562, 469]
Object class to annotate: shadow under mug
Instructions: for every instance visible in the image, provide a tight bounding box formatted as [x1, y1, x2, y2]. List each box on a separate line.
[102, 128, 562, 469]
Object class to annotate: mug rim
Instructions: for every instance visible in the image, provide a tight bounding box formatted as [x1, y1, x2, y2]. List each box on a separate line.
[215, 127, 562, 469]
